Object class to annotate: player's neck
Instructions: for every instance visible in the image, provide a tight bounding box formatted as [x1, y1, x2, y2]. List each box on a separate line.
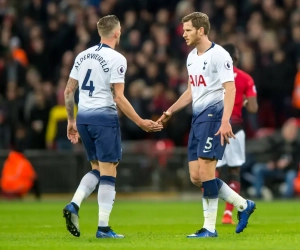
[100, 39, 116, 49]
[195, 37, 212, 56]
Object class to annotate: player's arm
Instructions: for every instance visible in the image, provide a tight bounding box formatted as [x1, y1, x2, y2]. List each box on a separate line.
[244, 76, 258, 113]
[157, 80, 192, 123]
[214, 52, 236, 145]
[113, 83, 162, 132]
[244, 97, 258, 113]
[110, 56, 162, 132]
[167, 79, 192, 114]
[216, 80, 236, 145]
[113, 83, 144, 125]
[222, 81, 236, 122]
[64, 77, 78, 122]
[64, 77, 79, 144]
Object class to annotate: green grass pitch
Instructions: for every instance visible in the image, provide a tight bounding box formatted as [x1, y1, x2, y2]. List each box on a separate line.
[1, 199, 300, 249]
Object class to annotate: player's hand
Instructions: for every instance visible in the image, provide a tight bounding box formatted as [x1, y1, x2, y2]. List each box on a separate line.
[215, 120, 235, 146]
[139, 119, 163, 132]
[67, 120, 79, 144]
[157, 111, 172, 124]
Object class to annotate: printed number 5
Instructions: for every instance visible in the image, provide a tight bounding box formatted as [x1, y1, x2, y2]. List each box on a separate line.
[205, 137, 213, 149]
[81, 69, 95, 97]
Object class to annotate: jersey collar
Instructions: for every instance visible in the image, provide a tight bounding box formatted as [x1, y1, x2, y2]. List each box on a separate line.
[196, 42, 215, 56]
[97, 43, 112, 49]
[205, 42, 215, 53]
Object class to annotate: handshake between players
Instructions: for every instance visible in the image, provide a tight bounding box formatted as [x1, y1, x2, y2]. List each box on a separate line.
[67, 118, 163, 144]
[68, 111, 235, 146]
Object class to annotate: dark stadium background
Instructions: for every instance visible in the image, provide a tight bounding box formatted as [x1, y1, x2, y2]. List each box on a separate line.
[0, 0, 300, 199]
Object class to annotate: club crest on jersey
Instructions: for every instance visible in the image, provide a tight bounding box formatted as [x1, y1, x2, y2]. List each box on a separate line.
[203, 61, 208, 70]
[189, 75, 207, 86]
[117, 65, 125, 75]
[224, 61, 232, 70]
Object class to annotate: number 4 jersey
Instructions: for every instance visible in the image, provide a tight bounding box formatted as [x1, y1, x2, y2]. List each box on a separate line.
[70, 43, 127, 126]
[187, 43, 234, 124]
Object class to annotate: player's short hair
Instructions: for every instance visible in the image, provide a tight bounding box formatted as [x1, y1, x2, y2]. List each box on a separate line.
[97, 15, 120, 37]
[222, 44, 238, 63]
[182, 12, 210, 35]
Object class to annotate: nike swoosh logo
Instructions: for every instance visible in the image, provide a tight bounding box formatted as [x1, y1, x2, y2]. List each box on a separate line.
[203, 150, 211, 153]
[188, 63, 193, 66]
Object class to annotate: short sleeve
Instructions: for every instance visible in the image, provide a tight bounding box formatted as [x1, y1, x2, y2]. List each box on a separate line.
[245, 75, 257, 97]
[110, 55, 127, 84]
[69, 58, 78, 80]
[214, 50, 235, 84]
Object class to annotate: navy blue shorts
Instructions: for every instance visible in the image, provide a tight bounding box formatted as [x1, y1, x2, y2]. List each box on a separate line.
[77, 124, 122, 162]
[188, 121, 226, 161]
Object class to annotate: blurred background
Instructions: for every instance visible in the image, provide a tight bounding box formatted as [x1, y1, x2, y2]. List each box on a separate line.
[0, 0, 300, 200]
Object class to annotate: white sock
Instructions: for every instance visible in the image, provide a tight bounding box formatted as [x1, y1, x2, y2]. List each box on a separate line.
[218, 181, 248, 212]
[71, 171, 99, 208]
[98, 178, 116, 227]
[202, 198, 218, 233]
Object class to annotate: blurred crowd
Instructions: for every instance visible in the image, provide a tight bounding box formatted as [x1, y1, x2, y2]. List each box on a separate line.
[0, 0, 300, 150]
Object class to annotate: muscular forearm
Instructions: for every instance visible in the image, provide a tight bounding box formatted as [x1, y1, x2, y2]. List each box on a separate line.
[245, 97, 258, 113]
[64, 90, 75, 121]
[167, 89, 192, 114]
[114, 96, 143, 126]
[64, 77, 78, 122]
[222, 83, 236, 122]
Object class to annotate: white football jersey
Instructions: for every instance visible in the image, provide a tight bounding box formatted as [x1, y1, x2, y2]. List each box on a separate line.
[187, 43, 234, 123]
[70, 43, 127, 126]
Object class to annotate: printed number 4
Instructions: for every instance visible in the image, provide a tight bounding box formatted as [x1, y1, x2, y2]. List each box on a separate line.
[205, 137, 213, 150]
[81, 69, 95, 97]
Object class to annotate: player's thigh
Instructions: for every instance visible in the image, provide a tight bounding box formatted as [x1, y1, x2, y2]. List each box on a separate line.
[194, 122, 226, 161]
[88, 125, 122, 163]
[77, 124, 97, 161]
[189, 160, 200, 182]
[90, 160, 100, 171]
[187, 126, 198, 162]
[224, 130, 245, 167]
[98, 161, 119, 177]
[198, 157, 218, 182]
[194, 122, 223, 181]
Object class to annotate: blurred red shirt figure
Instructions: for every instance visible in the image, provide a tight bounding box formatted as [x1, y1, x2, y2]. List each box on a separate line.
[231, 66, 257, 125]
[1, 151, 37, 198]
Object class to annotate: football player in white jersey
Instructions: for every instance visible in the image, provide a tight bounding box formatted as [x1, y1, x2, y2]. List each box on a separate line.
[157, 12, 256, 238]
[63, 15, 163, 238]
